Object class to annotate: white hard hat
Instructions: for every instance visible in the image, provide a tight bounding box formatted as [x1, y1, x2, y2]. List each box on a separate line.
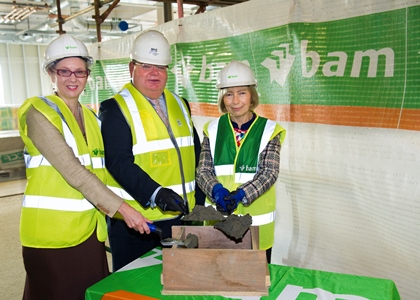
[130, 30, 171, 66]
[216, 60, 258, 89]
[43, 34, 93, 71]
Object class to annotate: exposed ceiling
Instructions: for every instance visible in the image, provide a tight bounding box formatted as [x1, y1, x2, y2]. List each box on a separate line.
[0, 0, 248, 45]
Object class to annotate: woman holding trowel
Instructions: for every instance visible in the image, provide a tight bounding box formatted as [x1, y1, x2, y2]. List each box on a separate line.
[18, 34, 149, 300]
[196, 60, 286, 263]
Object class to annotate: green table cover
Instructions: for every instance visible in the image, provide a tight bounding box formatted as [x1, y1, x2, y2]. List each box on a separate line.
[86, 248, 400, 300]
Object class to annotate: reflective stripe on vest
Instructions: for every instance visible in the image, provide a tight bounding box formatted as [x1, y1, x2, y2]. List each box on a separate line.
[108, 86, 197, 221]
[25, 152, 104, 169]
[205, 115, 281, 228]
[214, 164, 255, 183]
[18, 95, 108, 248]
[209, 117, 276, 184]
[23, 195, 95, 211]
[21, 97, 104, 213]
[119, 88, 193, 155]
[24, 97, 105, 170]
[108, 180, 196, 201]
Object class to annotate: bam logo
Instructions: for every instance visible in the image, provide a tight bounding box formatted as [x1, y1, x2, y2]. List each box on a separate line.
[175, 41, 394, 89]
[262, 40, 394, 87]
[92, 148, 104, 156]
[277, 284, 369, 300]
[88, 76, 110, 91]
[262, 44, 295, 87]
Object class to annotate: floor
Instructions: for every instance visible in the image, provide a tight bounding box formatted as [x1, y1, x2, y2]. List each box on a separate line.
[0, 180, 112, 299]
[0, 193, 25, 300]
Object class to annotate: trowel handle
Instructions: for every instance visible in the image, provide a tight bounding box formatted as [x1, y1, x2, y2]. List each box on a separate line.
[147, 223, 163, 235]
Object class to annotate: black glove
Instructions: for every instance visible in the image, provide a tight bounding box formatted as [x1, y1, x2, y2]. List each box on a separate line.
[155, 188, 187, 214]
[224, 188, 245, 214]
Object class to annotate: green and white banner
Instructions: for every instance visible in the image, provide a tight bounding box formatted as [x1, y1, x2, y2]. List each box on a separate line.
[84, 2, 420, 131]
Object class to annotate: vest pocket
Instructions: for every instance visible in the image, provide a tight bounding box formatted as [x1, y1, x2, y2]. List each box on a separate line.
[150, 150, 171, 167]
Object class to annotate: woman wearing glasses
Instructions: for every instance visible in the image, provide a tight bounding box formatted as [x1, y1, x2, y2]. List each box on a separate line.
[18, 34, 149, 300]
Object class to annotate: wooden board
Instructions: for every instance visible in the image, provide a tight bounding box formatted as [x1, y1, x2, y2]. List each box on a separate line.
[161, 226, 269, 296]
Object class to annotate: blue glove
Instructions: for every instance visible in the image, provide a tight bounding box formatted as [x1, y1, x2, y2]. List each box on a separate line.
[212, 183, 230, 213]
[225, 188, 245, 214]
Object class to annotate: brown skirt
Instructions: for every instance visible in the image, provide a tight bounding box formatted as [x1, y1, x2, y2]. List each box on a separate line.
[22, 231, 110, 300]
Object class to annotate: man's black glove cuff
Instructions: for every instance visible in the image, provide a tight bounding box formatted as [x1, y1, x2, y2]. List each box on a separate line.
[155, 187, 187, 214]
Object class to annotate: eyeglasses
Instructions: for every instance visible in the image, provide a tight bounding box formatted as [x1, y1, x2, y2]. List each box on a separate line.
[132, 61, 168, 72]
[53, 69, 90, 78]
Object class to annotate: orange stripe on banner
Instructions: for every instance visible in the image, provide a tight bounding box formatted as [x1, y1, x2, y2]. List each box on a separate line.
[101, 290, 158, 300]
[399, 109, 420, 131]
[190, 102, 221, 117]
[190, 103, 420, 131]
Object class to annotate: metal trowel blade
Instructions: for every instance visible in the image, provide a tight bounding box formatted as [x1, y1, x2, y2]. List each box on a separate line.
[160, 237, 185, 246]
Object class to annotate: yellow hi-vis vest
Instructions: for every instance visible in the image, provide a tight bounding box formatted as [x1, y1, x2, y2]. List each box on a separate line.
[107, 83, 197, 221]
[204, 113, 286, 250]
[18, 95, 107, 248]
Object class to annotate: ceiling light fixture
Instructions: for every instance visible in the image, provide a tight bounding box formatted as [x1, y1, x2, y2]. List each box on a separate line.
[0, 1, 49, 24]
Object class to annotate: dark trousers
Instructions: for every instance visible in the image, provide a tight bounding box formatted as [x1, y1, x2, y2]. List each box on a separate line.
[23, 231, 109, 300]
[107, 216, 183, 272]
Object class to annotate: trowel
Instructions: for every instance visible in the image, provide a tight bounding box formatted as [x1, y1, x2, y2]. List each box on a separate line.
[160, 237, 185, 246]
[148, 223, 185, 246]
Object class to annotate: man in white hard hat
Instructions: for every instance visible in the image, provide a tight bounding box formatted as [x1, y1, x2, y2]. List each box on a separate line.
[99, 30, 205, 271]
